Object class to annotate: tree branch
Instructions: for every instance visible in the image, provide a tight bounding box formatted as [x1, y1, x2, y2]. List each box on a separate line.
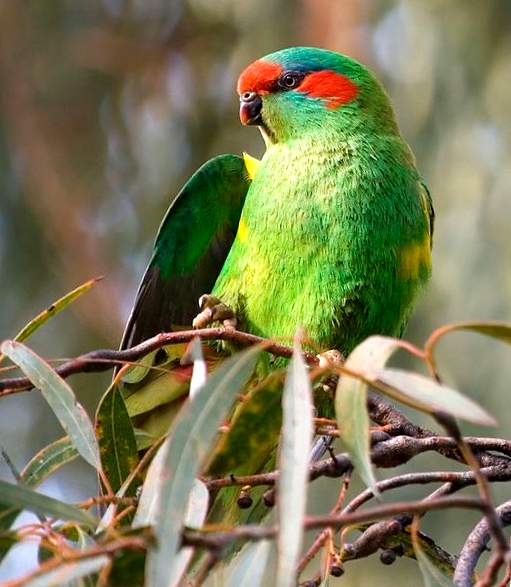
[183, 496, 487, 550]
[0, 328, 316, 394]
[454, 500, 511, 587]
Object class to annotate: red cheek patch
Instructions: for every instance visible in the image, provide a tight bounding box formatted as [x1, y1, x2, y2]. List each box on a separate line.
[298, 70, 358, 109]
[237, 60, 283, 95]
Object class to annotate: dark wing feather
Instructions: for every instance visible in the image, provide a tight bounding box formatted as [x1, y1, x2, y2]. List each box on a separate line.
[120, 154, 250, 350]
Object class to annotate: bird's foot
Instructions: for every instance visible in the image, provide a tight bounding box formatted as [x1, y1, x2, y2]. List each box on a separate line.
[316, 349, 344, 369]
[316, 349, 344, 391]
[192, 294, 237, 330]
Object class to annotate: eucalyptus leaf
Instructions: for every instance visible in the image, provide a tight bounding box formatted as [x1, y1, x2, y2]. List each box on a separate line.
[0, 506, 19, 533]
[0, 278, 100, 364]
[145, 345, 261, 587]
[70, 526, 100, 587]
[0, 479, 96, 527]
[428, 321, 511, 354]
[132, 438, 168, 528]
[167, 479, 209, 587]
[0, 436, 79, 560]
[95, 384, 138, 493]
[376, 368, 496, 426]
[412, 525, 455, 587]
[336, 336, 400, 494]
[188, 337, 207, 399]
[1, 341, 101, 469]
[276, 343, 314, 587]
[124, 370, 188, 417]
[134, 429, 156, 451]
[336, 376, 375, 490]
[0, 532, 18, 564]
[120, 351, 157, 385]
[23, 555, 109, 587]
[226, 540, 272, 587]
[457, 322, 511, 345]
[21, 436, 78, 488]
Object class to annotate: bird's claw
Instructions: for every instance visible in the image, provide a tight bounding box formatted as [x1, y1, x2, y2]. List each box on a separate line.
[192, 294, 237, 329]
[316, 349, 344, 369]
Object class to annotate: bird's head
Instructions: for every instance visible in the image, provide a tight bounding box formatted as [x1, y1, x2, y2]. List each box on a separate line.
[237, 47, 397, 144]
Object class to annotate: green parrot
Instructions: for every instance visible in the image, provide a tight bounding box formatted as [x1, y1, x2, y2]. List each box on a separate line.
[122, 46, 432, 353]
[120, 46, 433, 514]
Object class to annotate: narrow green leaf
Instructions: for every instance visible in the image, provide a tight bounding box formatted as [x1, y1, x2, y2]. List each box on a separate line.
[95, 384, 138, 493]
[277, 343, 314, 587]
[0, 532, 18, 563]
[2, 446, 45, 525]
[107, 548, 146, 587]
[427, 321, 511, 356]
[167, 480, 209, 587]
[132, 440, 167, 528]
[145, 345, 261, 587]
[0, 436, 78, 560]
[189, 337, 207, 399]
[336, 376, 374, 490]
[124, 371, 188, 417]
[0, 506, 19, 533]
[457, 322, 511, 345]
[134, 428, 156, 451]
[376, 369, 497, 426]
[226, 540, 272, 587]
[67, 526, 97, 587]
[121, 350, 157, 385]
[21, 436, 78, 488]
[412, 525, 455, 587]
[0, 278, 101, 364]
[0, 480, 96, 527]
[336, 336, 401, 494]
[23, 555, 109, 587]
[1, 341, 101, 469]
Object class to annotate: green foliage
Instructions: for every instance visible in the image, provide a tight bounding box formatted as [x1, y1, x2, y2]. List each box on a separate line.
[0, 479, 96, 527]
[2, 297, 511, 585]
[276, 342, 314, 587]
[0, 278, 100, 365]
[21, 437, 79, 488]
[225, 540, 273, 586]
[1, 341, 100, 469]
[144, 345, 262, 587]
[412, 522, 455, 587]
[336, 336, 401, 495]
[95, 384, 139, 494]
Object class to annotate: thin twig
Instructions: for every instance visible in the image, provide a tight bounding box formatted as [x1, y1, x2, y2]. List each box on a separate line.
[183, 496, 487, 550]
[2, 536, 148, 587]
[0, 328, 315, 394]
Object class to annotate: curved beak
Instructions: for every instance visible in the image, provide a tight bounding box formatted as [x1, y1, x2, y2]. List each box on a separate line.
[239, 91, 263, 126]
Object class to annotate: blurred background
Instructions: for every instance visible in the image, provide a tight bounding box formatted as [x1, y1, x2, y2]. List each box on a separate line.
[0, 0, 510, 583]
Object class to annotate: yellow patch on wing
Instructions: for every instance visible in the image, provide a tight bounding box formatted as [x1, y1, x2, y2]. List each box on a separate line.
[236, 216, 249, 243]
[399, 236, 432, 280]
[242, 152, 260, 180]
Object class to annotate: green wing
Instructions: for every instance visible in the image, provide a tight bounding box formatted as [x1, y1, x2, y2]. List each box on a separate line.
[121, 154, 251, 349]
[420, 181, 435, 247]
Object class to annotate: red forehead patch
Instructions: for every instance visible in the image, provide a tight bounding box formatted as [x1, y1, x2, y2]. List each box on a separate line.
[298, 70, 358, 109]
[237, 60, 283, 95]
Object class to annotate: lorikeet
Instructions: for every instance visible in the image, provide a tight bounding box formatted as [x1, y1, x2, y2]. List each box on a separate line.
[123, 46, 432, 354]
[120, 46, 433, 512]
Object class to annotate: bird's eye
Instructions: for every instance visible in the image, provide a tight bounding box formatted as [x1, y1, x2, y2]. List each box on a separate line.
[278, 72, 303, 90]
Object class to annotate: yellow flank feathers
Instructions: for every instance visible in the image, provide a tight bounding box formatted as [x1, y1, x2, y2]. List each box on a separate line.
[399, 237, 431, 280]
[236, 216, 249, 243]
[236, 152, 260, 245]
[242, 152, 260, 180]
